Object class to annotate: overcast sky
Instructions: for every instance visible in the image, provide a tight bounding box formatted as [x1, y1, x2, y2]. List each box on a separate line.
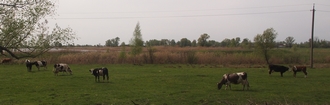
[48, 0, 330, 45]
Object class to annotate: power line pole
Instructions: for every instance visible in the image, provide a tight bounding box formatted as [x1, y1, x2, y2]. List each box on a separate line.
[310, 3, 315, 68]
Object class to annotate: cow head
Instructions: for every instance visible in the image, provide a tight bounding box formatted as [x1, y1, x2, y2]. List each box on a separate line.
[217, 75, 227, 90]
[89, 69, 94, 74]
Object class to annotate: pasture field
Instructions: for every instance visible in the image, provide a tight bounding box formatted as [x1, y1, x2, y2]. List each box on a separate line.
[0, 64, 329, 105]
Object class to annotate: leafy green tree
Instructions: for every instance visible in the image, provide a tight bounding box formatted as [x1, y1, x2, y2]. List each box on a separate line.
[192, 40, 197, 47]
[220, 38, 231, 47]
[0, 1, 76, 59]
[105, 37, 120, 47]
[119, 42, 127, 63]
[254, 28, 277, 64]
[129, 22, 144, 64]
[180, 38, 191, 47]
[230, 37, 240, 47]
[170, 39, 176, 46]
[240, 38, 252, 49]
[197, 33, 210, 47]
[285, 36, 295, 48]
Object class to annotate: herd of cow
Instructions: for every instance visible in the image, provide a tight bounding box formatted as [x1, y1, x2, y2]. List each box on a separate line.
[24, 59, 109, 82]
[217, 64, 307, 91]
[6, 59, 307, 88]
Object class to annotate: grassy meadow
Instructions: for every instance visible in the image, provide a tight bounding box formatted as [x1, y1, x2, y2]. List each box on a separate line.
[0, 64, 329, 105]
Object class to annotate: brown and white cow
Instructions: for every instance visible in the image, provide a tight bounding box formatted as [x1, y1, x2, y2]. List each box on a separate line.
[1, 58, 12, 63]
[217, 72, 249, 90]
[291, 66, 307, 78]
[53, 63, 72, 76]
[89, 67, 109, 82]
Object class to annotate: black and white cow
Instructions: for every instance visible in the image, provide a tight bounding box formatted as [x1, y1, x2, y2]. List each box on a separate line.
[217, 72, 249, 90]
[268, 64, 289, 77]
[25, 59, 47, 71]
[89, 67, 109, 82]
[53, 63, 72, 76]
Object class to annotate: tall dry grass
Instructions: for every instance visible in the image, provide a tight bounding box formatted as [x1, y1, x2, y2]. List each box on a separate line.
[10, 46, 330, 68]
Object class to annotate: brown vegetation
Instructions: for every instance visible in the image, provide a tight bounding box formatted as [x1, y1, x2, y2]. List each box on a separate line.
[5, 46, 330, 68]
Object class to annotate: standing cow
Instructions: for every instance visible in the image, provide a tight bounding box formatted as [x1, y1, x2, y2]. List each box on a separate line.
[268, 64, 289, 77]
[1, 58, 12, 64]
[217, 72, 249, 90]
[291, 66, 307, 78]
[89, 67, 109, 82]
[25, 59, 47, 71]
[53, 63, 72, 76]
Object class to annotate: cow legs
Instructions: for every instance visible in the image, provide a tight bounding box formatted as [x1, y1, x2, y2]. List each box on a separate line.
[225, 83, 231, 90]
[103, 74, 109, 82]
[303, 71, 307, 78]
[242, 80, 249, 90]
[280, 72, 284, 77]
[293, 71, 297, 77]
[95, 76, 100, 82]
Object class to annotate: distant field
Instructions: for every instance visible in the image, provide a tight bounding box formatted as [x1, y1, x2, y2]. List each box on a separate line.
[0, 64, 329, 104]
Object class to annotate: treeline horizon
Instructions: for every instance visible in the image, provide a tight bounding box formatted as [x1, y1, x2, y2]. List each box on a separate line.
[60, 36, 330, 48]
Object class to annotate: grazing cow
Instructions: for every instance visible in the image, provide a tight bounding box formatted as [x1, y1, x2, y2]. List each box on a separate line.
[217, 72, 249, 90]
[291, 66, 307, 78]
[268, 64, 289, 77]
[53, 63, 72, 76]
[1, 58, 12, 63]
[89, 67, 109, 82]
[25, 59, 47, 71]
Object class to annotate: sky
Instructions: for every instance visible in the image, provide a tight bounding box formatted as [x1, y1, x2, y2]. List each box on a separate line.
[47, 0, 330, 45]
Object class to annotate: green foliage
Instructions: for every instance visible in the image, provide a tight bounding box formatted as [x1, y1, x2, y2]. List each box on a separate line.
[254, 28, 277, 64]
[285, 36, 295, 48]
[105, 37, 120, 47]
[130, 22, 143, 58]
[197, 33, 210, 47]
[119, 44, 127, 63]
[1, 64, 330, 104]
[0, 1, 76, 59]
[180, 38, 191, 47]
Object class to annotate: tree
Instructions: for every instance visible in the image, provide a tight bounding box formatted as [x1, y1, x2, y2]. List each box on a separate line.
[285, 36, 295, 48]
[192, 40, 197, 47]
[220, 38, 231, 47]
[129, 22, 143, 64]
[105, 37, 120, 47]
[240, 38, 252, 49]
[254, 28, 277, 64]
[180, 38, 191, 47]
[197, 33, 210, 47]
[170, 39, 176, 46]
[0, 1, 76, 59]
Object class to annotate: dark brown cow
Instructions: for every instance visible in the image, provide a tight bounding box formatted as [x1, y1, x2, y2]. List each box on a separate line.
[291, 66, 307, 78]
[1, 58, 12, 63]
[217, 72, 249, 90]
[268, 64, 289, 77]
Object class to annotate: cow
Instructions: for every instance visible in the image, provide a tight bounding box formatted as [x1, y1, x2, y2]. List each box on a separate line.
[89, 67, 109, 82]
[25, 59, 47, 71]
[217, 72, 249, 90]
[53, 63, 72, 76]
[1, 58, 12, 63]
[291, 66, 307, 78]
[268, 64, 289, 77]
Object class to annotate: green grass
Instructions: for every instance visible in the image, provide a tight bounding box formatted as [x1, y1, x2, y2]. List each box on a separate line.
[0, 64, 329, 105]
